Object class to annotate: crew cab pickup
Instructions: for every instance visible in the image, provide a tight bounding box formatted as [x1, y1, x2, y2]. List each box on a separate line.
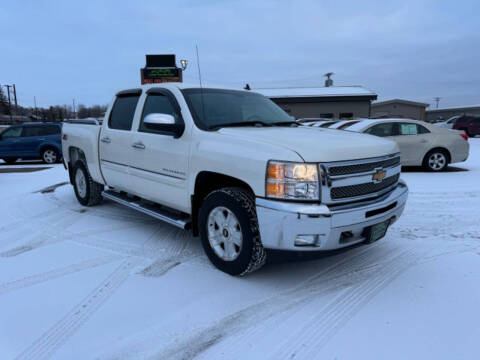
[61, 83, 408, 275]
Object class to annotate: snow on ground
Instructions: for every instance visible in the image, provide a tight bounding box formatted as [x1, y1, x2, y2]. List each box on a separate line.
[1, 140, 479, 360]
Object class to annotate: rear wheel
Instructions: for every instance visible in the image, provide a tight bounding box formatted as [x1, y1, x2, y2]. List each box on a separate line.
[41, 148, 58, 164]
[199, 187, 266, 276]
[423, 149, 448, 172]
[72, 161, 104, 206]
[2, 158, 17, 165]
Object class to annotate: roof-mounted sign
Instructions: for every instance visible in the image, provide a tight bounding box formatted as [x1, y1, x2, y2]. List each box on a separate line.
[140, 54, 183, 84]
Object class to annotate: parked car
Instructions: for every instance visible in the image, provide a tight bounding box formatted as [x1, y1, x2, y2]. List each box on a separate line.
[328, 120, 361, 130]
[435, 115, 461, 129]
[0, 122, 63, 164]
[345, 118, 469, 171]
[62, 83, 408, 275]
[453, 115, 480, 137]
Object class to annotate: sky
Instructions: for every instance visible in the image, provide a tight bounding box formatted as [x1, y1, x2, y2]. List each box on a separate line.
[1, 0, 479, 109]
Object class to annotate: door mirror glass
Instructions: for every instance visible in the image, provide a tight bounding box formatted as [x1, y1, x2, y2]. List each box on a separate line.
[143, 113, 175, 126]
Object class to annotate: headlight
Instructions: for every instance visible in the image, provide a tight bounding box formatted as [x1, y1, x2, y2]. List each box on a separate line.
[266, 161, 320, 200]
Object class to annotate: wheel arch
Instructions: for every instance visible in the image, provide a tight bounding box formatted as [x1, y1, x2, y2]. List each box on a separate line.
[423, 147, 451, 164]
[191, 171, 255, 237]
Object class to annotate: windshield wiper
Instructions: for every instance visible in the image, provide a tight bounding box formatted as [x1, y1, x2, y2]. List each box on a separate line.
[208, 121, 274, 130]
[270, 121, 298, 127]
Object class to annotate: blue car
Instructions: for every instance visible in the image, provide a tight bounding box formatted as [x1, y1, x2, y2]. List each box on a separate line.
[0, 122, 63, 164]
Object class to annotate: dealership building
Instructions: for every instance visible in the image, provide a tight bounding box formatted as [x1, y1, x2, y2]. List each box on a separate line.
[253, 86, 377, 120]
[426, 105, 480, 122]
[370, 99, 429, 121]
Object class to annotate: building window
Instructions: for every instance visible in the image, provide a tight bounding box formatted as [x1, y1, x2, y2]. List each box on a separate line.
[320, 113, 334, 119]
[339, 112, 353, 119]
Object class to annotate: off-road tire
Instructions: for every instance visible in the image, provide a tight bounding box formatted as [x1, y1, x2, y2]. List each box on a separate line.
[423, 149, 448, 172]
[199, 187, 266, 276]
[72, 161, 104, 206]
[3, 158, 17, 165]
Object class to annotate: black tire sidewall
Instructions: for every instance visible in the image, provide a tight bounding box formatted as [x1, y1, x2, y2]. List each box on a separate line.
[424, 150, 448, 172]
[73, 161, 90, 206]
[199, 190, 258, 276]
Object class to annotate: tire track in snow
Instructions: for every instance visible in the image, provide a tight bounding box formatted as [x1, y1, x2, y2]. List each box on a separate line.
[0, 255, 122, 296]
[194, 243, 407, 360]
[14, 258, 141, 360]
[112, 243, 400, 360]
[268, 248, 417, 360]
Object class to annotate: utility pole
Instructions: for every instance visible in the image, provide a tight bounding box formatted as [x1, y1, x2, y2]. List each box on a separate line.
[34, 96, 38, 120]
[434, 97, 441, 109]
[72, 99, 76, 118]
[13, 84, 18, 115]
[5, 85, 13, 122]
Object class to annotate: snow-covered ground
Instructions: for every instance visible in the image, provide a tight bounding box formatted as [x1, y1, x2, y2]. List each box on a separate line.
[1, 140, 479, 360]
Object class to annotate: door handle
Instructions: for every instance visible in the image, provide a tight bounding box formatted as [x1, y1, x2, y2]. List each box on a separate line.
[420, 139, 428, 143]
[131, 142, 145, 149]
[101, 137, 111, 144]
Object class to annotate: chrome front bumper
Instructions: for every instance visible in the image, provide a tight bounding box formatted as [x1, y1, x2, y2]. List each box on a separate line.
[256, 180, 408, 251]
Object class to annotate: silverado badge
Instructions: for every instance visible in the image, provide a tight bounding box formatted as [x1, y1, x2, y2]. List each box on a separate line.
[372, 168, 387, 183]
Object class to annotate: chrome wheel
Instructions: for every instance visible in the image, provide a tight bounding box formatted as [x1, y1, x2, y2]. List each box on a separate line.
[207, 206, 243, 261]
[75, 169, 87, 198]
[43, 149, 57, 164]
[428, 152, 446, 171]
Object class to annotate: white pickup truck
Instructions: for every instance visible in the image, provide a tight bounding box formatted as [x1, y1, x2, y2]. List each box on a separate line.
[61, 83, 408, 275]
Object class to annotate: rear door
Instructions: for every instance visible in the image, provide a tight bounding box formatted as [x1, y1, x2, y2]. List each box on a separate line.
[129, 88, 190, 212]
[390, 122, 432, 165]
[99, 89, 142, 191]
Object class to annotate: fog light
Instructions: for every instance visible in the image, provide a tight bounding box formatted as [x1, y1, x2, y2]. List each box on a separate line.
[295, 234, 319, 247]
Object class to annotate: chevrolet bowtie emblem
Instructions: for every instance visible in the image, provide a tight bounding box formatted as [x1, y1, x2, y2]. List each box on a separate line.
[372, 168, 387, 183]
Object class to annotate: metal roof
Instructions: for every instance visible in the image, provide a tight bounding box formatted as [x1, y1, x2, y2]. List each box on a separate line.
[252, 86, 377, 99]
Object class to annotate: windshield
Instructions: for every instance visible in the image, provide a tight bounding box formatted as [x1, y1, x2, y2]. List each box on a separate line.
[181, 88, 295, 130]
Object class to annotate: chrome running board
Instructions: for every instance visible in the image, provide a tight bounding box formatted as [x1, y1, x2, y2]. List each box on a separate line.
[102, 190, 191, 229]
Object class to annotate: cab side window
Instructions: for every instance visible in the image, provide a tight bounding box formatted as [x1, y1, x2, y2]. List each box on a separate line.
[109, 95, 140, 131]
[139, 93, 181, 133]
[1, 127, 22, 138]
[365, 123, 397, 137]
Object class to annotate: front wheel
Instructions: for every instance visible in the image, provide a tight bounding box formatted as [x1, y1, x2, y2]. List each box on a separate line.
[198, 187, 266, 276]
[72, 161, 104, 206]
[423, 150, 448, 172]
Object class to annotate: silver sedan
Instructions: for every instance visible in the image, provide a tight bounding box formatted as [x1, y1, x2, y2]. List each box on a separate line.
[345, 118, 470, 171]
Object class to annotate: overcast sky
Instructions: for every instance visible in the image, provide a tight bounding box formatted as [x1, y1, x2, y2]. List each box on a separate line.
[1, 0, 479, 109]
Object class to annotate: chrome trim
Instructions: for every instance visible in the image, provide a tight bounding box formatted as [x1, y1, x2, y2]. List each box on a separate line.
[319, 153, 402, 204]
[255, 181, 408, 251]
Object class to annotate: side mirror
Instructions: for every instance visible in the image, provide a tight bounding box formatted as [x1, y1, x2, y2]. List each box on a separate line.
[142, 113, 184, 138]
[144, 113, 175, 126]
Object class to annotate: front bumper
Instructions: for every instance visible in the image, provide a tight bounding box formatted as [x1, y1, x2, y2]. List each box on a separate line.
[256, 180, 408, 251]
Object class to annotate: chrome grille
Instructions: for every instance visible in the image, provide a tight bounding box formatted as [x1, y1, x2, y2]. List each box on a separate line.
[331, 174, 399, 200]
[328, 156, 400, 176]
[320, 153, 401, 204]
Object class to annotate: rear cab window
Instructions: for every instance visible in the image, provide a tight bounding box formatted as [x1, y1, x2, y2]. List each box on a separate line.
[108, 90, 141, 130]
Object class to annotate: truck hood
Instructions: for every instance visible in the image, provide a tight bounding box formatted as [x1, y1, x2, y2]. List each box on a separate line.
[218, 126, 399, 162]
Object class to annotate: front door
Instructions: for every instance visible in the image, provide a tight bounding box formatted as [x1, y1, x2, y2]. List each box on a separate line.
[129, 89, 190, 212]
[0, 126, 23, 158]
[21, 125, 47, 157]
[99, 90, 141, 191]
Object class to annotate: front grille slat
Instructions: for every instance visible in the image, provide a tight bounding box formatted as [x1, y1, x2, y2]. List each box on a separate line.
[330, 174, 399, 200]
[328, 156, 400, 176]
